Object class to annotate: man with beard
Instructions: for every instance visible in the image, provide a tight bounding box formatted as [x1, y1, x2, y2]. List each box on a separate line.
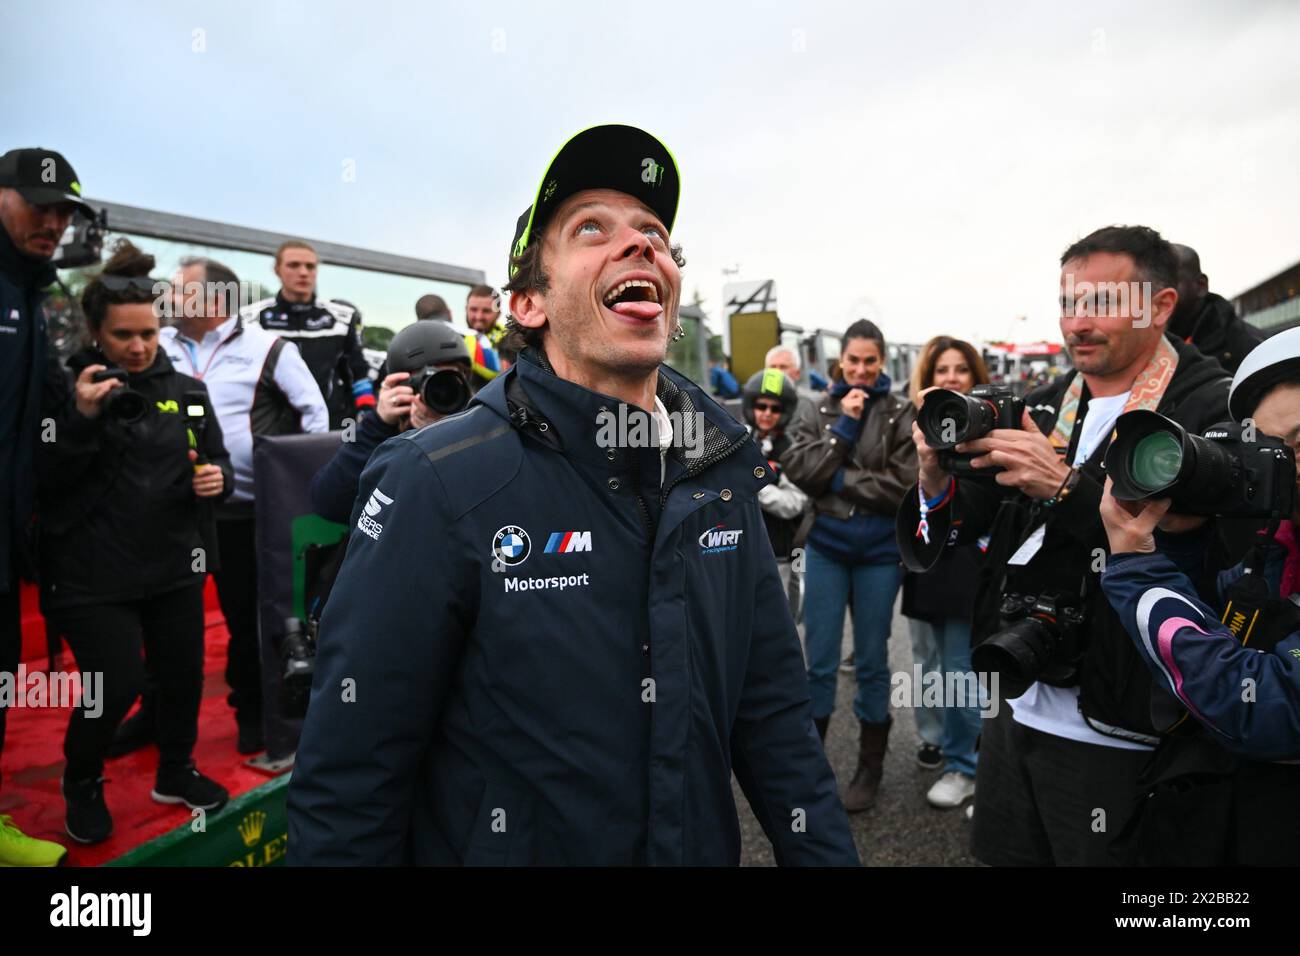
[0, 147, 93, 866]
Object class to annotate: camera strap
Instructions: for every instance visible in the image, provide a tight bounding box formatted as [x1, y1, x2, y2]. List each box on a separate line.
[1048, 335, 1179, 453]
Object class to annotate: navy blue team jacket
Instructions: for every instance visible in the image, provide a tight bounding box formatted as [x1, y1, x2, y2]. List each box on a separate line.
[287, 348, 858, 866]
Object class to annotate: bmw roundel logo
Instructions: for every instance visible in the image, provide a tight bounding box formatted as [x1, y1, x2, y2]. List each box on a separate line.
[492, 525, 531, 567]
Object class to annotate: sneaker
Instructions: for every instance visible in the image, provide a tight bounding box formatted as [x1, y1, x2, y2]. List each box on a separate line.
[926, 771, 976, 809]
[838, 653, 855, 674]
[62, 776, 113, 845]
[152, 765, 229, 812]
[916, 743, 942, 770]
[0, 815, 67, 866]
[106, 707, 155, 758]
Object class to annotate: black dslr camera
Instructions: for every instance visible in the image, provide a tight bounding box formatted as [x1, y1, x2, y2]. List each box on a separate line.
[407, 366, 471, 415]
[917, 384, 1025, 476]
[1105, 410, 1295, 518]
[972, 592, 1086, 701]
[91, 367, 149, 424]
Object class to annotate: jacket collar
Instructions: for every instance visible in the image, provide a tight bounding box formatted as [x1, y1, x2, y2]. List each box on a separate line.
[473, 347, 749, 474]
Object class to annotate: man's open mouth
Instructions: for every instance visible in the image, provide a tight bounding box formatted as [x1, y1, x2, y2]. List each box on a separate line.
[602, 278, 663, 320]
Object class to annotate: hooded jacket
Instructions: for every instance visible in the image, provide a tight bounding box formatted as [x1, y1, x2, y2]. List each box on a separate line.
[0, 225, 61, 590]
[36, 348, 234, 610]
[1171, 292, 1265, 376]
[287, 348, 859, 866]
[897, 335, 1232, 741]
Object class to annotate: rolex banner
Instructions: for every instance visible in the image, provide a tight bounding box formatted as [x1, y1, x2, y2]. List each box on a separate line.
[252, 431, 351, 762]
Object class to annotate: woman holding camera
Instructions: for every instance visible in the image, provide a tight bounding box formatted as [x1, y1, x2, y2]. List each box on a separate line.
[901, 336, 990, 810]
[783, 319, 918, 812]
[38, 240, 234, 845]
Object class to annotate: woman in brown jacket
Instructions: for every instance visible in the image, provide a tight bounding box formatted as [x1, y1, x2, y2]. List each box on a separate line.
[783, 319, 918, 811]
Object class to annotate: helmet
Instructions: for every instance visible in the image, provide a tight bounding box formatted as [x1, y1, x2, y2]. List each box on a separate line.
[386, 320, 471, 374]
[742, 369, 798, 430]
[1229, 327, 1298, 421]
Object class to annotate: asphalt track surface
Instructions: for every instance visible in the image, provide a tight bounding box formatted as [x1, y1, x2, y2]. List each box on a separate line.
[736, 597, 981, 866]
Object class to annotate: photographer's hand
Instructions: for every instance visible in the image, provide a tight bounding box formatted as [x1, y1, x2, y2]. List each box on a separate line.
[189, 449, 225, 498]
[408, 394, 439, 430]
[1100, 476, 1170, 554]
[377, 372, 415, 427]
[960, 409, 1069, 499]
[910, 420, 950, 499]
[74, 364, 123, 419]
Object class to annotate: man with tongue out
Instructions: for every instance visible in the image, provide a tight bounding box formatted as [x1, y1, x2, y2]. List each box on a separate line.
[288, 124, 859, 866]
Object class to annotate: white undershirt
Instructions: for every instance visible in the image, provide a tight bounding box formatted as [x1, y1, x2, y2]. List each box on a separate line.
[653, 397, 673, 485]
[1008, 390, 1154, 751]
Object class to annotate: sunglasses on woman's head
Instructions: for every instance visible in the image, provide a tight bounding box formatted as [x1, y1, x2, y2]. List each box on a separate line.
[98, 275, 162, 293]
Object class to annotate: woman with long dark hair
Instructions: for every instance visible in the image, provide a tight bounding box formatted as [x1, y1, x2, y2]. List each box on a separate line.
[784, 319, 918, 812]
[38, 240, 234, 844]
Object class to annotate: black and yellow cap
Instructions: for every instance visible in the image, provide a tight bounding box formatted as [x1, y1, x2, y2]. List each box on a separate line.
[0, 148, 94, 215]
[509, 124, 680, 277]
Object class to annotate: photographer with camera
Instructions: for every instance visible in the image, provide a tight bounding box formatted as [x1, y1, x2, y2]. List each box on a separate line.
[1095, 328, 1300, 863]
[37, 240, 234, 844]
[783, 319, 917, 810]
[901, 336, 990, 808]
[311, 320, 473, 524]
[900, 226, 1232, 865]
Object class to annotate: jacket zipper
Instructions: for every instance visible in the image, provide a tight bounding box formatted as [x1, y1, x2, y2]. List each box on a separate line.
[659, 430, 750, 507]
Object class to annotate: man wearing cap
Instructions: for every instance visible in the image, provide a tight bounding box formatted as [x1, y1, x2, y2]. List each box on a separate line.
[288, 124, 858, 866]
[0, 147, 94, 866]
[1096, 327, 1300, 863]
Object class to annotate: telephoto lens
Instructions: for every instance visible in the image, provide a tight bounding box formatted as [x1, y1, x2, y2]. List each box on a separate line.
[1106, 410, 1295, 518]
[91, 367, 149, 424]
[917, 389, 996, 450]
[419, 368, 471, 414]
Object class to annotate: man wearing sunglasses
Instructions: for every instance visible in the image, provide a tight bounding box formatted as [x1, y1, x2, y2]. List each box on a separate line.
[0, 147, 95, 866]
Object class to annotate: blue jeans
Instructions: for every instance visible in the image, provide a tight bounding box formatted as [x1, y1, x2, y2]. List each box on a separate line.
[803, 543, 902, 724]
[906, 615, 982, 777]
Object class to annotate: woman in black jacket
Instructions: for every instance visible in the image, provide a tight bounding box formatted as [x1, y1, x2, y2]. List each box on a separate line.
[38, 240, 234, 845]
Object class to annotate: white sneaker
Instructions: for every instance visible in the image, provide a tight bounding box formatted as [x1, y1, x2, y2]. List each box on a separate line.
[926, 772, 976, 809]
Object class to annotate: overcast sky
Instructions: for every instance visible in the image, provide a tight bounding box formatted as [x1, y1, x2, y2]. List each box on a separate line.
[6, 0, 1299, 344]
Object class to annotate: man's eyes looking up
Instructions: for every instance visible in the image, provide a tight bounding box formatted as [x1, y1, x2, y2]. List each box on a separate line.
[575, 219, 665, 240]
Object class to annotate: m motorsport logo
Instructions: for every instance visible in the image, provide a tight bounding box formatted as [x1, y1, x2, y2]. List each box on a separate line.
[699, 523, 744, 555]
[544, 531, 592, 554]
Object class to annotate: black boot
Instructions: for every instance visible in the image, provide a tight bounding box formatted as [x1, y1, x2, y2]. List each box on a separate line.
[843, 717, 891, 812]
[813, 715, 830, 743]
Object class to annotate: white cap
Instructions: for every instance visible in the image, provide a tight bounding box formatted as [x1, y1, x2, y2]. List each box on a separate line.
[1229, 326, 1300, 420]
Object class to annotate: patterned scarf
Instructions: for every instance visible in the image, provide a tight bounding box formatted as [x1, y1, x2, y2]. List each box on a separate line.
[1049, 335, 1180, 453]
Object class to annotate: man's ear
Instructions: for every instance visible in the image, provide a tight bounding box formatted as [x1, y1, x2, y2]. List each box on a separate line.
[510, 288, 547, 331]
[1151, 286, 1178, 331]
